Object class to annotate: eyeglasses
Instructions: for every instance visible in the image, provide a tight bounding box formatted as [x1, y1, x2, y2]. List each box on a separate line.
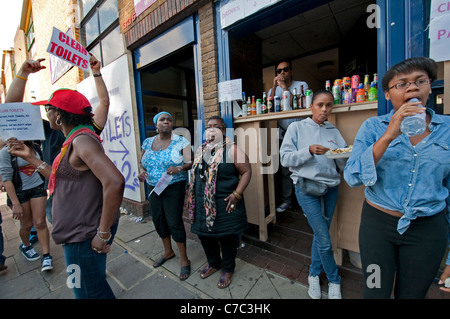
[45, 105, 56, 112]
[206, 125, 223, 130]
[276, 67, 290, 74]
[389, 78, 431, 90]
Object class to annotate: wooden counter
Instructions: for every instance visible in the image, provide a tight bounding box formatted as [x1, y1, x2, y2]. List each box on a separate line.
[233, 101, 378, 264]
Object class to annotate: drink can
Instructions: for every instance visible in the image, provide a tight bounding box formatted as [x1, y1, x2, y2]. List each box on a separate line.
[256, 99, 262, 114]
[332, 85, 340, 105]
[282, 91, 290, 111]
[351, 75, 360, 89]
[274, 96, 281, 112]
[267, 97, 273, 112]
[305, 90, 313, 108]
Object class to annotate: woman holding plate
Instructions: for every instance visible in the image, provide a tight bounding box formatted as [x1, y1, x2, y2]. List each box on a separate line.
[280, 90, 348, 299]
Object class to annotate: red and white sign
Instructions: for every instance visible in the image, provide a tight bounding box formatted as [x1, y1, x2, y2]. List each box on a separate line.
[46, 27, 90, 71]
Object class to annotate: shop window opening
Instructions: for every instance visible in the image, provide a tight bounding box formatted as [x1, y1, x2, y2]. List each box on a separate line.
[139, 46, 197, 143]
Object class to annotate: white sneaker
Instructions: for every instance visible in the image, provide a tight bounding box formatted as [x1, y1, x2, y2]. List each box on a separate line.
[328, 282, 342, 299]
[308, 275, 321, 299]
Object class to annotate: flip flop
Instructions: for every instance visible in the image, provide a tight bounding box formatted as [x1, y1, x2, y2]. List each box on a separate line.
[217, 272, 232, 289]
[152, 254, 175, 268]
[180, 263, 191, 281]
[200, 265, 220, 279]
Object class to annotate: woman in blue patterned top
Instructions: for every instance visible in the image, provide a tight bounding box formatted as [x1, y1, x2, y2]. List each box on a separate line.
[344, 57, 450, 298]
[138, 111, 193, 280]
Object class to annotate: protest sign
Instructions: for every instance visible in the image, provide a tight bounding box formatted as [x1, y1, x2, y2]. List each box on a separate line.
[47, 27, 90, 71]
[429, 0, 450, 62]
[0, 103, 45, 141]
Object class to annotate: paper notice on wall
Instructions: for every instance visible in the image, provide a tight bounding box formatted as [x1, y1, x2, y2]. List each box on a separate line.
[149, 172, 173, 196]
[47, 27, 90, 71]
[0, 103, 45, 141]
[218, 78, 242, 102]
[429, 0, 450, 62]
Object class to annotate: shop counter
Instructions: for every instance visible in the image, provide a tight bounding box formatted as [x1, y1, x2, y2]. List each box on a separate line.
[233, 101, 378, 264]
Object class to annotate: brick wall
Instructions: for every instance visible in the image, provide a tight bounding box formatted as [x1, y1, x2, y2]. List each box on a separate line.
[198, 1, 219, 120]
[13, 0, 82, 102]
[119, 0, 220, 120]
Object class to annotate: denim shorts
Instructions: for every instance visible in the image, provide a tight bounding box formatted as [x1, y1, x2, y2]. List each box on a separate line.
[7, 184, 47, 207]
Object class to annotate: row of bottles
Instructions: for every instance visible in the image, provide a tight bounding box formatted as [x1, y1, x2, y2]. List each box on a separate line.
[326, 73, 378, 105]
[242, 85, 313, 116]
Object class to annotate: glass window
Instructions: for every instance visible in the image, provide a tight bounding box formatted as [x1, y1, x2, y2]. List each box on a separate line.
[79, 0, 97, 19]
[101, 25, 123, 65]
[79, 0, 122, 69]
[99, 0, 118, 33]
[26, 21, 35, 52]
[81, 15, 99, 47]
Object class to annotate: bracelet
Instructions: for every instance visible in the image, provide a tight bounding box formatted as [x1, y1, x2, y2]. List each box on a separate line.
[93, 73, 102, 77]
[97, 227, 111, 235]
[16, 75, 28, 81]
[177, 166, 183, 172]
[232, 190, 242, 200]
[35, 162, 48, 173]
[96, 229, 112, 242]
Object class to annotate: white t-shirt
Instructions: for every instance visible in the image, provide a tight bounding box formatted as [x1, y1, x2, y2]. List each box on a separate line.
[268, 80, 309, 133]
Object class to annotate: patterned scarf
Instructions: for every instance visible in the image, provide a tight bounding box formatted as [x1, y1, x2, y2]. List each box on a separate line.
[186, 136, 234, 231]
[48, 125, 100, 195]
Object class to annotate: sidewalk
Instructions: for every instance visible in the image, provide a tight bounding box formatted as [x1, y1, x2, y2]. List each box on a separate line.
[0, 191, 321, 300]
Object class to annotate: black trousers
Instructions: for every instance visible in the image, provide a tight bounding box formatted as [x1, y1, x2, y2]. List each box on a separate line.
[148, 181, 187, 243]
[359, 201, 448, 299]
[198, 234, 238, 273]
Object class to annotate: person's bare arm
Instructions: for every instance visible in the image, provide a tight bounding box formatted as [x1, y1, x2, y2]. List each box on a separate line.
[90, 55, 110, 129]
[71, 136, 124, 253]
[5, 59, 46, 103]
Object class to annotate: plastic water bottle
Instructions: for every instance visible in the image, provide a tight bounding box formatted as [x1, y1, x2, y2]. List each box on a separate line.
[400, 98, 426, 137]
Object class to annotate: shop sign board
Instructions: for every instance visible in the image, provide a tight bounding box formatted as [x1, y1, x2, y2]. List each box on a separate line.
[134, 0, 157, 18]
[429, 0, 450, 62]
[77, 55, 142, 202]
[220, 0, 281, 29]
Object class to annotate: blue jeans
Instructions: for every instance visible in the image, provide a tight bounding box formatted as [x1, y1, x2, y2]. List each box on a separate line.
[0, 214, 5, 265]
[63, 221, 118, 299]
[294, 184, 341, 284]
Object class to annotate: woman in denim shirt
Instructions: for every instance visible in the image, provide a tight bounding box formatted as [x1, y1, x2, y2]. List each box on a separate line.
[344, 57, 450, 298]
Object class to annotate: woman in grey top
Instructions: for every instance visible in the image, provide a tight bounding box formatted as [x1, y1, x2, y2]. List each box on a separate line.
[280, 90, 347, 299]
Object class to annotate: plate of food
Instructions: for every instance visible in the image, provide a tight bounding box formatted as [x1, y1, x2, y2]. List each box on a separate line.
[326, 145, 352, 159]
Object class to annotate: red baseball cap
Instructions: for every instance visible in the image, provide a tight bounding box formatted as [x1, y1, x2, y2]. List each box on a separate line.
[32, 88, 93, 116]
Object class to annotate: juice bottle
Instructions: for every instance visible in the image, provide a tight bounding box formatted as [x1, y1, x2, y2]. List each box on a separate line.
[364, 74, 370, 100]
[247, 97, 252, 116]
[368, 82, 377, 101]
[251, 96, 256, 115]
[356, 84, 366, 102]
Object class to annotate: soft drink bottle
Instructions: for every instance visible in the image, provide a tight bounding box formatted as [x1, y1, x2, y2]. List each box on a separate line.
[400, 98, 426, 137]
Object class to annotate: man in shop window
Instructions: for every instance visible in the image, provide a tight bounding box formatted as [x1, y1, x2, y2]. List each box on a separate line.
[268, 61, 309, 213]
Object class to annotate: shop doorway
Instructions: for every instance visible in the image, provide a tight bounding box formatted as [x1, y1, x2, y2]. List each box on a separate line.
[138, 46, 198, 143]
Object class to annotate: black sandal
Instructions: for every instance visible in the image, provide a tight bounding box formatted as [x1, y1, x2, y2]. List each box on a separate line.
[180, 263, 191, 281]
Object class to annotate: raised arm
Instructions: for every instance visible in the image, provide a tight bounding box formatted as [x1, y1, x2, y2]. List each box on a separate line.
[5, 59, 46, 103]
[90, 55, 110, 129]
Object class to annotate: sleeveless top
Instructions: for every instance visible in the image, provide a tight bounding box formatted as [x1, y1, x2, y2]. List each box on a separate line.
[190, 151, 247, 237]
[51, 133, 104, 245]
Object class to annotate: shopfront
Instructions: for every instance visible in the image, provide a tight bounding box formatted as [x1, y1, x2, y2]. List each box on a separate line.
[213, 0, 446, 265]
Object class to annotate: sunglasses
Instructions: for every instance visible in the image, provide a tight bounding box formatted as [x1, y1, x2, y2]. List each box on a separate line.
[45, 105, 56, 112]
[276, 67, 290, 74]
